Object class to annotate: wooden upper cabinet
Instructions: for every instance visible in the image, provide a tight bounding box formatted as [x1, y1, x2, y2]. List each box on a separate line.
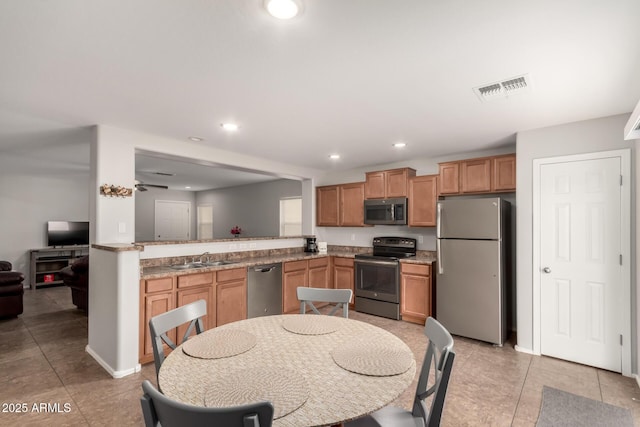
[408, 175, 438, 227]
[340, 182, 366, 226]
[364, 171, 386, 199]
[316, 185, 340, 226]
[439, 153, 516, 195]
[317, 183, 366, 227]
[365, 168, 416, 199]
[492, 154, 516, 191]
[438, 162, 460, 195]
[461, 158, 492, 193]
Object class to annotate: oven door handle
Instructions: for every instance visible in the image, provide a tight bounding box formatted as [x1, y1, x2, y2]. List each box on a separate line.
[355, 259, 398, 267]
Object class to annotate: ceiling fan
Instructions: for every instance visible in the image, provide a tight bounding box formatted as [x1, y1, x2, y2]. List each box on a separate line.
[134, 181, 169, 192]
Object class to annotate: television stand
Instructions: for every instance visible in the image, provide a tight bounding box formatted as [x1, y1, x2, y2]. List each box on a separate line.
[29, 246, 89, 290]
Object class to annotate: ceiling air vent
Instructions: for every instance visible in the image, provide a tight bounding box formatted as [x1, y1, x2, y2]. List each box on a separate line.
[474, 74, 532, 102]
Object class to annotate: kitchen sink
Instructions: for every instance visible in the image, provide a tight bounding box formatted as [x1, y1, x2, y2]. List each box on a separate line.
[203, 260, 237, 266]
[170, 260, 236, 270]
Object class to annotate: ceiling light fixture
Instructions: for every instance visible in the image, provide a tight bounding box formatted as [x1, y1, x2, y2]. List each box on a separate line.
[188, 136, 204, 142]
[185, 186, 191, 189]
[329, 154, 340, 160]
[393, 142, 407, 148]
[265, 0, 300, 19]
[221, 123, 239, 132]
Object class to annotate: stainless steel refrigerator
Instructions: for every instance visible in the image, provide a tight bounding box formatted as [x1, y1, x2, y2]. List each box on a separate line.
[436, 197, 510, 345]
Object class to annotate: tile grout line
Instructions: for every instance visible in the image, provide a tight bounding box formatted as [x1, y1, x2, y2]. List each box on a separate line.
[512, 355, 534, 425]
[24, 293, 92, 426]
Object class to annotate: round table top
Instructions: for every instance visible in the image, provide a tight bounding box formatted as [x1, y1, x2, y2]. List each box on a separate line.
[159, 314, 417, 427]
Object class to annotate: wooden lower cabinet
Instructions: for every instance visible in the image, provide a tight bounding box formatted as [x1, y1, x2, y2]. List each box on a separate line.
[400, 263, 432, 325]
[176, 285, 214, 340]
[215, 268, 247, 327]
[283, 260, 308, 314]
[139, 268, 247, 364]
[333, 257, 354, 304]
[140, 290, 175, 364]
[308, 257, 330, 289]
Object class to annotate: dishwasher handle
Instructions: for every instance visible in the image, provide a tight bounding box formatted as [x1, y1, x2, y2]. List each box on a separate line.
[253, 266, 277, 273]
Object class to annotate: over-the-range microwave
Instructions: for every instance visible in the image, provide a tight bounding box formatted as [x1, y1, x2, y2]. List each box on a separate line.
[364, 197, 408, 225]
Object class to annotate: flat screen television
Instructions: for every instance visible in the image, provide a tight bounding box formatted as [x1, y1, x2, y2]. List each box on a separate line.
[47, 221, 90, 247]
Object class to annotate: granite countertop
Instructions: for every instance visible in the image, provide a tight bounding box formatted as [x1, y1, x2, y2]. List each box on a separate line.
[141, 251, 435, 279]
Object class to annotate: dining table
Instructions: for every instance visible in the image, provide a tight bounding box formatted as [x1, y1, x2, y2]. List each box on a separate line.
[158, 313, 417, 427]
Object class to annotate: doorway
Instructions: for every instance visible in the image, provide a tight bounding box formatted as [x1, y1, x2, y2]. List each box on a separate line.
[532, 149, 631, 374]
[154, 200, 191, 241]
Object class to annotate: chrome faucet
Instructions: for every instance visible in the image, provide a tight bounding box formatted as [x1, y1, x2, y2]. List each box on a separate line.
[199, 252, 210, 263]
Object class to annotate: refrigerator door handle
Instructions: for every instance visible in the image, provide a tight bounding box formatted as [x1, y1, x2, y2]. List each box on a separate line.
[436, 203, 442, 238]
[437, 239, 443, 275]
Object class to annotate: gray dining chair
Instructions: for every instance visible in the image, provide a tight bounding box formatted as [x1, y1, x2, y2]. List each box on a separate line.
[149, 299, 207, 382]
[345, 316, 455, 427]
[297, 287, 353, 318]
[140, 379, 274, 427]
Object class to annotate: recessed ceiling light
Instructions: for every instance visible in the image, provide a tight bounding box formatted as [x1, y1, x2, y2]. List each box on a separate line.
[185, 186, 191, 189]
[329, 154, 340, 160]
[221, 123, 239, 132]
[265, 0, 300, 19]
[188, 136, 204, 142]
[393, 142, 407, 148]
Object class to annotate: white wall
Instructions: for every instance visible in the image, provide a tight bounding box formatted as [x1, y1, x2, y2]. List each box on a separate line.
[515, 114, 636, 367]
[92, 126, 136, 244]
[134, 188, 197, 241]
[196, 179, 302, 238]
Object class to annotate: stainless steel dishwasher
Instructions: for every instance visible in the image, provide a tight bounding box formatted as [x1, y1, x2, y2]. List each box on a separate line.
[247, 263, 282, 318]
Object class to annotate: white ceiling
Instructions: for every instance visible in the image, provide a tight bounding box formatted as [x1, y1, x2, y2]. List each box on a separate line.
[1, 0, 639, 188]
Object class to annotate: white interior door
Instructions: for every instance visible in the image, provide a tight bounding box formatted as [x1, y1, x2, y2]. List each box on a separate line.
[155, 200, 190, 241]
[539, 157, 622, 372]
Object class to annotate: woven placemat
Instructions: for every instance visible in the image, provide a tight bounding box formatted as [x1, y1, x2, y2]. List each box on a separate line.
[204, 366, 309, 419]
[182, 329, 256, 359]
[282, 315, 342, 335]
[331, 339, 414, 376]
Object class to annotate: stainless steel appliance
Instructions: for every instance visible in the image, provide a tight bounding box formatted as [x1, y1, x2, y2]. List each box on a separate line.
[364, 198, 408, 225]
[304, 237, 318, 253]
[247, 263, 282, 318]
[354, 237, 417, 320]
[436, 197, 510, 345]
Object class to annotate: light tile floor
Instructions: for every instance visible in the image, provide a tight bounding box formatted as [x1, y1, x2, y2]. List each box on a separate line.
[1, 286, 639, 426]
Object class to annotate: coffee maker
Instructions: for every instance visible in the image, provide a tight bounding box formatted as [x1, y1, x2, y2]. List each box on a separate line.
[304, 237, 318, 253]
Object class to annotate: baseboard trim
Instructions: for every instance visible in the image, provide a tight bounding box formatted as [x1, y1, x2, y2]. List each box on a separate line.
[85, 345, 141, 378]
[514, 345, 537, 355]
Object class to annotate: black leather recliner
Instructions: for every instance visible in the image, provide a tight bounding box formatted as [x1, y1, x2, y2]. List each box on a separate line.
[0, 261, 25, 318]
[60, 256, 88, 313]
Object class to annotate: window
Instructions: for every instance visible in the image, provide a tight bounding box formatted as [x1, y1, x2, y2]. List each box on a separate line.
[197, 204, 213, 239]
[280, 197, 302, 236]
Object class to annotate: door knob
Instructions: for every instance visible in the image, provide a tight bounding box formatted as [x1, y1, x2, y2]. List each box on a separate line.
[542, 267, 551, 273]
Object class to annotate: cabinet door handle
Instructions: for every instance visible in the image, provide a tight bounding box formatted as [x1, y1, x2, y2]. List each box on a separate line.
[542, 267, 551, 274]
